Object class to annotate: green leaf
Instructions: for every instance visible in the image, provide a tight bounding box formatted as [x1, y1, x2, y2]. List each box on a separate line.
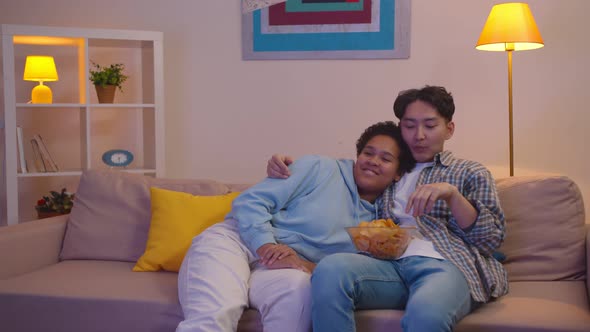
[88, 61, 128, 92]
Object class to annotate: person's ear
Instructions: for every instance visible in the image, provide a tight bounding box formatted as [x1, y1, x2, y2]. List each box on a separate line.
[445, 121, 455, 140]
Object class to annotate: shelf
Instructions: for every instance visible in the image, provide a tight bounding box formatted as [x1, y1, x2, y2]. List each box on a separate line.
[2, 24, 164, 225]
[16, 103, 155, 108]
[120, 168, 157, 174]
[16, 103, 85, 108]
[17, 168, 157, 178]
[89, 104, 155, 108]
[18, 171, 83, 177]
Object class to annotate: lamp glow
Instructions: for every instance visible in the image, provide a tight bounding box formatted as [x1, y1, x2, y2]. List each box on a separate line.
[476, 3, 544, 176]
[23, 55, 59, 104]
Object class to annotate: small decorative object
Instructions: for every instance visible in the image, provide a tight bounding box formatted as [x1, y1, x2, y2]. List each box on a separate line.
[23, 55, 59, 104]
[89, 61, 128, 103]
[102, 149, 134, 167]
[35, 188, 75, 219]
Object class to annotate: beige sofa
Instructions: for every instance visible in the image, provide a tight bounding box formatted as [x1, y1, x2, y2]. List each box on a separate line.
[0, 170, 589, 332]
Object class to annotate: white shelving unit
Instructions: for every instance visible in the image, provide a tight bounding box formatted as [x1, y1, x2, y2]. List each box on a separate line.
[1, 24, 165, 225]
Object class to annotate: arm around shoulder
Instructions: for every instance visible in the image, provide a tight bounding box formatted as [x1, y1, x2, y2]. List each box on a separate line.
[267, 154, 294, 179]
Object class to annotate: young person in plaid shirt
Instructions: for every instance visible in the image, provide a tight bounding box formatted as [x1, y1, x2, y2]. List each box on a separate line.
[266, 86, 508, 331]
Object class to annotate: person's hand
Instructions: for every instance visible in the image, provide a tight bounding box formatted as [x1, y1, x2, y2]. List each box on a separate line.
[256, 243, 297, 265]
[266, 154, 294, 179]
[406, 182, 458, 217]
[265, 255, 316, 274]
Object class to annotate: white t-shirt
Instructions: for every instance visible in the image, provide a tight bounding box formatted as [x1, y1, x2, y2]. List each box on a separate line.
[393, 162, 445, 260]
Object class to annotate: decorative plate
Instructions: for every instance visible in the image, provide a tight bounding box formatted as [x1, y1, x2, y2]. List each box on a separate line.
[102, 149, 134, 167]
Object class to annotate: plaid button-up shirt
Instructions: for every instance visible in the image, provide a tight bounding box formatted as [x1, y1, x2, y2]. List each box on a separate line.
[378, 151, 508, 303]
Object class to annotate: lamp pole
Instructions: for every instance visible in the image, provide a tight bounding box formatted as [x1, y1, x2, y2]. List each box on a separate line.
[507, 46, 514, 177]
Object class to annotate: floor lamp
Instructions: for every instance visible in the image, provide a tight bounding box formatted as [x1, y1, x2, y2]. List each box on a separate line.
[475, 3, 544, 176]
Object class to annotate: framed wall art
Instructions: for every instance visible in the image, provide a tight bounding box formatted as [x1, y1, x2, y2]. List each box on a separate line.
[242, 0, 410, 60]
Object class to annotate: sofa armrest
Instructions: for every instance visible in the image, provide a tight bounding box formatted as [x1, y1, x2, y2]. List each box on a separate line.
[0, 215, 68, 279]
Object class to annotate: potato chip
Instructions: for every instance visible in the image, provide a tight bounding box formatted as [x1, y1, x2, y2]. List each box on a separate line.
[354, 235, 371, 251]
[358, 221, 371, 227]
[347, 220, 414, 259]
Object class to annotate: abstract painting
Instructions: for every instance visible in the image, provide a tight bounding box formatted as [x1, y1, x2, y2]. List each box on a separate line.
[242, 0, 410, 60]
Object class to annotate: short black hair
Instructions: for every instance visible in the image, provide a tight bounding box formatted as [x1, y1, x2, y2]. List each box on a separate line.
[393, 85, 455, 122]
[356, 121, 416, 176]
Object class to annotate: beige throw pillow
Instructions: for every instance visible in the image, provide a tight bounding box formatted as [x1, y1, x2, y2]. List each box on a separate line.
[497, 175, 586, 281]
[60, 169, 231, 262]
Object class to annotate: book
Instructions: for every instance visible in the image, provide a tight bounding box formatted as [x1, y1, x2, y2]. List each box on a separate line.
[32, 134, 59, 172]
[17, 126, 28, 173]
[30, 138, 47, 172]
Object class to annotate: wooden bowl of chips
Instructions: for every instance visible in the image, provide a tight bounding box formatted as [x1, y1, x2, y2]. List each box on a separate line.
[346, 219, 416, 260]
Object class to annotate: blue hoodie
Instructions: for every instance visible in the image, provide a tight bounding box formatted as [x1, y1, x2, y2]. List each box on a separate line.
[228, 155, 379, 263]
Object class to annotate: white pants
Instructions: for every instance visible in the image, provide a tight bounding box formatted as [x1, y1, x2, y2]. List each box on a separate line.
[176, 219, 312, 332]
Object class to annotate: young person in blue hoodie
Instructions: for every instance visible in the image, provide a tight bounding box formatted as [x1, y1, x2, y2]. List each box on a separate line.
[266, 86, 507, 331]
[176, 121, 415, 332]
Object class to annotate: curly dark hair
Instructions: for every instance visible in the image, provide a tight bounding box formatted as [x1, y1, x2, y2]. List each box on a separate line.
[356, 121, 416, 176]
[393, 85, 455, 122]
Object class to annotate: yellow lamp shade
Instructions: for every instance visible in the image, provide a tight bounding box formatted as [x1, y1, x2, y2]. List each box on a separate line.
[476, 3, 544, 52]
[23, 55, 59, 81]
[23, 55, 58, 104]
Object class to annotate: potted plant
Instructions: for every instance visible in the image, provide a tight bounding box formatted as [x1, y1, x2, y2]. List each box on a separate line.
[35, 188, 75, 219]
[89, 61, 128, 103]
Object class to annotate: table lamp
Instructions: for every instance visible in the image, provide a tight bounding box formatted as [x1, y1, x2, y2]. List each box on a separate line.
[23, 55, 59, 104]
[476, 3, 544, 176]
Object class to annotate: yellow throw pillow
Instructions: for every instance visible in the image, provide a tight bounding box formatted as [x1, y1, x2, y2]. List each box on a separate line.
[133, 187, 240, 272]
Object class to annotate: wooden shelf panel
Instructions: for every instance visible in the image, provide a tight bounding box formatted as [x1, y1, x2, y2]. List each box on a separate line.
[16, 103, 155, 108]
[17, 168, 156, 178]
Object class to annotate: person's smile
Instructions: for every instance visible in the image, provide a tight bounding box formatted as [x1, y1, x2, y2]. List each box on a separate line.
[360, 166, 380, 176]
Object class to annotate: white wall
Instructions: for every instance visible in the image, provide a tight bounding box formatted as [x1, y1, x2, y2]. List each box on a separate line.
[1, 0, 588, 222]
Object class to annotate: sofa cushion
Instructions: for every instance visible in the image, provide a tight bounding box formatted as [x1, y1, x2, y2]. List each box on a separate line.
[352, 281, 590, 332]
[496, 175, 586, 281]
[133, 188, 240, 272]
[455, 281, 590, 332]
[60, 170, 231, 262]
[1, 267, 588, 332]
[0, 260, 263, 332]
[0, 260, 182, 332]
